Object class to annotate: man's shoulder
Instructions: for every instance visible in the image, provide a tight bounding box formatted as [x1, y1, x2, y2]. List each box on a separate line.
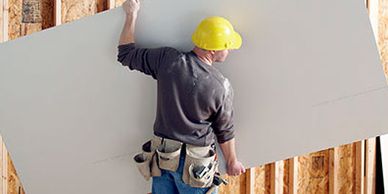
[159, 46, 183, 57]
[209, 69, 231, 89]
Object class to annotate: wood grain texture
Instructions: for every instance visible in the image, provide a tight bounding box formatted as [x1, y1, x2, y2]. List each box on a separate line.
[378, 0, 388, 80]
[329, 148, 336, 194]
[0, 137, 4, 194]
[0, 0, 3, 42]
[254, 165, 266, 194]
[296, 150, 329, 194]
[41, 0, 55, 29]
[335, 143, 356, 193]
[364, 138, 376, 194]
[96, 0, 107, 12]
[218, 173, 246, 194]
[20, 22, 41, 35]
[22, 0, 41, 23]
[282, 159, 291, 194]
[114, 0, 125, 8]
[289, 158, 298, 194]
[354, 140, 365, 194]
[108, 0, 115, 9]
[263, 163, 275, 194]
[61, 0, 97, 24]
[8, 0, 22, 40]
[245, 168, 255, 194]
[274, 161, 284, 194]
[7, 153, 24, 194]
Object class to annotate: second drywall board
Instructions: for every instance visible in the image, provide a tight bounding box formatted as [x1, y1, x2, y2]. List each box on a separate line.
[0, 0, 388, 193]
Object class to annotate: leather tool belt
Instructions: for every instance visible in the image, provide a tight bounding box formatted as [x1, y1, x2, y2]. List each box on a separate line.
[133, 135, 219, 188]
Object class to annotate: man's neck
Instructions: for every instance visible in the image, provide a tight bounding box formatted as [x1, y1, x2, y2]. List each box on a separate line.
[192, 47, 213, 66]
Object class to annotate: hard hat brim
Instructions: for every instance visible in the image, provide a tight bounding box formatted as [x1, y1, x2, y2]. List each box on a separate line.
[230, 31, 242, 50]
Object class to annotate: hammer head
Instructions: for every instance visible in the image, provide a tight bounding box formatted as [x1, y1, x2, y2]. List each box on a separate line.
[213, 176, 228, 186]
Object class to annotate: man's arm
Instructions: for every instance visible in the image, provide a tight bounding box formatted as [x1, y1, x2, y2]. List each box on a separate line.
[119, 0, 139, 45]
[219, 138, 246, 176]
[211, 81, 245, 176]
[117, 0, 179, 79]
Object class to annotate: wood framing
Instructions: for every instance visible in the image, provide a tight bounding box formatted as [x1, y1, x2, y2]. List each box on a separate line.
[108, 0, 115, 9]
[268, 163, 276, 194]
[364, 138, 376, 194]
[1, 137, 7, 194]
[329, 148, 336, 194]
[54, 0, 61, 26]
[2, 0, 9, 42]
[0, 0, 3, 42]
[289, 157, 298, 194]
[354, 140, 365, 194]
[245, 167, 255, 194]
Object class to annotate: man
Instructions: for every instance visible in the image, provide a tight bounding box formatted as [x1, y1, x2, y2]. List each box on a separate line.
[117, 0, 245, 193]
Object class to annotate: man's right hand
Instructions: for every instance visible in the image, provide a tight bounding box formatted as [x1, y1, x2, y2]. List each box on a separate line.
[227, 159, 246, 176]
[122, 0, 140, 15]
[218, 138, 246, 176]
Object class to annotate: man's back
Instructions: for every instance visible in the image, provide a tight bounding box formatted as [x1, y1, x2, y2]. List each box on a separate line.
[117, 43, 235, 146]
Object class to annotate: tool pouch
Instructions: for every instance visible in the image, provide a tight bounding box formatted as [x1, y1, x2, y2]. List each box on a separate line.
[133, 137, 162, 180]
[151, 152, 161, 177]
[156, 139, 182, 172]
[182, 144, 218, 188]
[133, 151, 153, 181]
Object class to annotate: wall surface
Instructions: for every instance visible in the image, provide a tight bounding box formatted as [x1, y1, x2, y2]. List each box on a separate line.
[0, 0, 387, 193]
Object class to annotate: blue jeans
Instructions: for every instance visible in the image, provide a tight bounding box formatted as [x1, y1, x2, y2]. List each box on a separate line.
[152, 145, 218, 194]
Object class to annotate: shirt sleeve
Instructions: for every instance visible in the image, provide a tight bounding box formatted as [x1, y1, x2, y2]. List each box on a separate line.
[117, 43, 177, 80]
[211, 79, 235, 144]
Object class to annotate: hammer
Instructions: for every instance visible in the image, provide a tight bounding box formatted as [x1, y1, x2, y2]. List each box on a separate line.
[206, 173, 228, 194]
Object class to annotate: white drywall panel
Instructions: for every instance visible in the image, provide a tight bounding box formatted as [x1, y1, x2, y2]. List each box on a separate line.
[0, 0, 387, 193]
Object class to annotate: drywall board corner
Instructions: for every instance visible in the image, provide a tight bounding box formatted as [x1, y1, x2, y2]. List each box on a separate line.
[1, 0, 388, 193]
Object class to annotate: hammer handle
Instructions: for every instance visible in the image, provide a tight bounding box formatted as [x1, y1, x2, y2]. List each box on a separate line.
[206, 185, 216, 194]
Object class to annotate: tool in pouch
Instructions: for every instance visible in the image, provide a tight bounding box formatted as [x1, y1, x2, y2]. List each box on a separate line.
[182, 143, 218, 188]
[133, 137, 163, 181]
[133, 136, 219, 188]
[206, 172, 229, 194]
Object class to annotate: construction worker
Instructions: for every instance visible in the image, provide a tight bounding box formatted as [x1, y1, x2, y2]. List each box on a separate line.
[117, 0, 245, 193]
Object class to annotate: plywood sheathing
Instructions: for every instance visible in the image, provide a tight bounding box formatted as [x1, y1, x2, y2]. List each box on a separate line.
[114, 0, 125, 8]
[22, 0, 41, 23]
[297, 150, 330, 193]
[379, 0, 388, 78]
[8, 0, 22, 40]
[61, 0, 97, 24]
[218, 171, 246, 194]
[20, 22, 41, 35]
[7, 153, 24, 194]
[8, 0, 45, 39]
[331, 143, 357, 193]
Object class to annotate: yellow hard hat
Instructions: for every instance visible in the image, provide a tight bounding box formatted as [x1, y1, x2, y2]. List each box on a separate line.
[192, 16, 242, 51]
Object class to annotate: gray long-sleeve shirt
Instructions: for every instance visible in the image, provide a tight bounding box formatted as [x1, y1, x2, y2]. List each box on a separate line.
[117, 43, 235, 146]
